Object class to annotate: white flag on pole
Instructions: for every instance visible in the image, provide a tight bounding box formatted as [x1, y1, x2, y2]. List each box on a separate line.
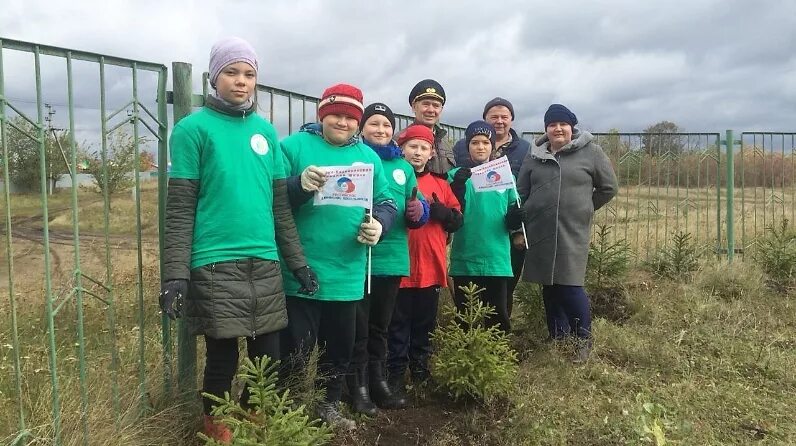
[313, 164, 374, 208]
[469, 156, 515, 192]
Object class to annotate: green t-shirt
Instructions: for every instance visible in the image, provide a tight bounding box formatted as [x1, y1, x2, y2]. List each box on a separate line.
[372, 157, 421, 276]
[169, 107, 285, 269]
[448, 167, 516, 277]
[280, 131, 393, 301]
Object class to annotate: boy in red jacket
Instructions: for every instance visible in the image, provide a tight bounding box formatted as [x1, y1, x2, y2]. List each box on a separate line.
[387, 124, 464, 398]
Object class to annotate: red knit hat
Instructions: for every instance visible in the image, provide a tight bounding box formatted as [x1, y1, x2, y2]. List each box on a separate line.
[318, 83, 365, 123]
[396, 124, 435, 147]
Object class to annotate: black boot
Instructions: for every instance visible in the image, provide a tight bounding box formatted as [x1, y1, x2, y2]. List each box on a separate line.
[371, 362, 407, 409]
[345, 368, 377, 416]
[386, 371, 409, 408]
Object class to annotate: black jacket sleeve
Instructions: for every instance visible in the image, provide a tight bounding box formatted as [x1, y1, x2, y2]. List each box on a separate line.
[162, 178, 199, 281]
[286, 174, 315, 208]
[450, 181, 467, 213]
[273, 178, 307, 271]
[372, 200, 398, 239]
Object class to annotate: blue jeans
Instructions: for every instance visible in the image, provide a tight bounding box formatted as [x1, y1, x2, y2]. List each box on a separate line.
[542, 285, 591, 339]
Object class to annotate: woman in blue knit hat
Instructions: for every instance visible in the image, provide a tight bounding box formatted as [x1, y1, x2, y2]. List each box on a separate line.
[515, 104, 618, 362]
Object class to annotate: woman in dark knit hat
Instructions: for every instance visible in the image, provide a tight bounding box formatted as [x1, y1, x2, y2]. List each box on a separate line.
[515, 104, 618, 362]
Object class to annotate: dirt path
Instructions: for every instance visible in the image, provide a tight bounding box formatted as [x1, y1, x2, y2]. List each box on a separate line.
[0, 202, 158, 294]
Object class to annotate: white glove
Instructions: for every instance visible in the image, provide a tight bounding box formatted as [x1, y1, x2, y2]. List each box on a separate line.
[300, 165, 326, 192]
[357, 217, 383, 246]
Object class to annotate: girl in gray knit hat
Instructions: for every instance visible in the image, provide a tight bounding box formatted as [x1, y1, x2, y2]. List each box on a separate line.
[159, 36, 318, 442]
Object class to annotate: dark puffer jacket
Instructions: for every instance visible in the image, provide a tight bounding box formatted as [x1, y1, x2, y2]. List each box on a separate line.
[162, 95, 306, 338]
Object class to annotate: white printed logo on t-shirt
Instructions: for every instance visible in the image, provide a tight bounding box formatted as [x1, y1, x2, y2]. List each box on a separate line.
[250, 134, 269, 155]
[392, 169, 406, 185]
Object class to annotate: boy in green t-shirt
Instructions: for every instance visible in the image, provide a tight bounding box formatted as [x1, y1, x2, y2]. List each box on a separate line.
[159, 37, 318, 443]
[347, 103, 429, 415]
[279, 84, 397, 430]
[448, 121, 525, 333]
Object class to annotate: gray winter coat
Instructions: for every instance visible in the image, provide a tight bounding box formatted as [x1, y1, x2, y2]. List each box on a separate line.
[516, 130, 618, 286]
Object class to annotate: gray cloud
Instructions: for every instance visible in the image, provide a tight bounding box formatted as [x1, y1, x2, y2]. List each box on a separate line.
[1, 0, 794, 143]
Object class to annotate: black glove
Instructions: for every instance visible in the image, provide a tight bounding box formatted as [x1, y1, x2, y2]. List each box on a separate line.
[505, 204, 527, 230]
[451, 167, 471, 186]
[293, 265, 319, 295]
[159, 279, 188, 320]
[450, 167, 470, 212]
[429, 192, 453, 222]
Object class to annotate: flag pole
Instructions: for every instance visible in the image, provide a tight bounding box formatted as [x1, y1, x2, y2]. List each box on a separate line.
[514, 194, 529, 249]
[506, 159, 529, 249]
[367, 211, 372, 294]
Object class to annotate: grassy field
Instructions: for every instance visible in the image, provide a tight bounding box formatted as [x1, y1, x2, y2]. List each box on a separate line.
[1, 184, 794, 445]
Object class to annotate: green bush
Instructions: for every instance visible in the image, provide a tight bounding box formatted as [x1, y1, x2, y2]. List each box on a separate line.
[430, 283, 518, 402]
[587, 225, 634, 322]
[752, 220, 796, 292]
[645, 231, 701, 281]
[586, 224, 631, 289]
[512, 280, 547, 335]
[199, 356, 333, 446]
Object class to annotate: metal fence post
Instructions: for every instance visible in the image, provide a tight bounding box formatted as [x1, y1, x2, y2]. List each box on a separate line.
[725, 129, 735, 262]
[171, 61, 197, 395]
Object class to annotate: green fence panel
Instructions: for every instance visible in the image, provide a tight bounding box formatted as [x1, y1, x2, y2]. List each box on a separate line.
[523, 131, 724, 261]
[737, 132, 796, 257]
[0, 38, 169, 445]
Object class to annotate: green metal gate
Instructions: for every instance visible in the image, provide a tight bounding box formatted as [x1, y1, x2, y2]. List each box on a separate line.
[0, 38, 169, 445]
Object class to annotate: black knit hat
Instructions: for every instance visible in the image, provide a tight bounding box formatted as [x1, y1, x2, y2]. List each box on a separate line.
[544, 104, 578, 127]
[465, 120, 496, 148]
[408, 79, 446, 105]
[482, 97, 515, 120]
[360, 103, 396, 131]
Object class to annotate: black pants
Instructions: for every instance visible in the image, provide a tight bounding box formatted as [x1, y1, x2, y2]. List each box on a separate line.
[279, 296, 358, 403]
[203, 332, 280, 414]
[387, 286, 440, 381]
[351, 276, 401, 371]
[452, 275, 510, 333]
[507, 245, 526, 317]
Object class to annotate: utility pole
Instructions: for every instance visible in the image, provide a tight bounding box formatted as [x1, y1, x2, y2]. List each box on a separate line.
[44, 104, 68, 194]
[45, 103, 55, 195]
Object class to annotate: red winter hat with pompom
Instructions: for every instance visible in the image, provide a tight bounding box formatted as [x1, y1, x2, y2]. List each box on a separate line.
[318, 83, 365, 123]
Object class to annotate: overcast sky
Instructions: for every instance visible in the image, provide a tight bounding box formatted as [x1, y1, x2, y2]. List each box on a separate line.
[1, 0, 794, 137]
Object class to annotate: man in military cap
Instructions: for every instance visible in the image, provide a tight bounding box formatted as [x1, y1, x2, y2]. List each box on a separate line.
[408, 79, 455, 174]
